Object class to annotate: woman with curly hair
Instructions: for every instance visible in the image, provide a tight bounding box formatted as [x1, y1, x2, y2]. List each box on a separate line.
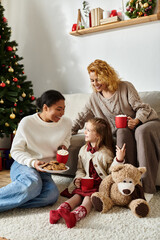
[72, 59, 160, 198]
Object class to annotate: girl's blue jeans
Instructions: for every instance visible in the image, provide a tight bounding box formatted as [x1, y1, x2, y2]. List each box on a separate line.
[0, 161, 59, 212]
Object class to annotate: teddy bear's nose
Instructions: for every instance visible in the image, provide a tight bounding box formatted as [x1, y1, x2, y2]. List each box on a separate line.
[123, 189, 131, 195]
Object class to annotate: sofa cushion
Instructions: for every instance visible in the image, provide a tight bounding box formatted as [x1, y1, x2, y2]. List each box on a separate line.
[139, 91, 160, 118]
[64, 93, 90, 122]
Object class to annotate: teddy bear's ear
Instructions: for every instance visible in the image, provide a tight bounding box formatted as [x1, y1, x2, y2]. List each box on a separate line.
[138, 167, 146, 175]
[110, 164, 124, 173]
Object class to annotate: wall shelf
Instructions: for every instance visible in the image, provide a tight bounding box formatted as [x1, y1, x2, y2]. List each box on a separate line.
[70, 2, 160, 36]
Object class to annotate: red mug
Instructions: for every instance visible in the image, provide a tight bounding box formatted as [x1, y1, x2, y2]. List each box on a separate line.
[81, 178, 94, 191]
[56, 149, 69, 164]
[115, 115, 127, 128]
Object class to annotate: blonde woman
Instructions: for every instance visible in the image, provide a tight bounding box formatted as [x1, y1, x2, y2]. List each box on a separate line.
[72, 59, 160, 197]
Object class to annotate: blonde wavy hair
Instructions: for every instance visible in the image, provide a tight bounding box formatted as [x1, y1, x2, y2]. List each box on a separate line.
[87, 59, 120, 92]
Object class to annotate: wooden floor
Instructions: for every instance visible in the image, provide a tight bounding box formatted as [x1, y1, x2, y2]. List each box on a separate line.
[0, 170, 11, 187]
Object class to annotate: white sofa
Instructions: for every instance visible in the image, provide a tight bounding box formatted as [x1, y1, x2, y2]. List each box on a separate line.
[62, 91, 160, 186]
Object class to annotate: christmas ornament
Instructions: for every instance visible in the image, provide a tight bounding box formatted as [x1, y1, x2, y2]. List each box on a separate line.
[138, 11, 143, 16]
[14, 103, 17, 107]
[30, 96, 35, 101]
[13, 46, 16, 51]
[22, 92, 26, 98]
[125, 0, 156, 18]
[13, 129, 16, 135]
[10, 113, 16, 119]
[0, 82, 6, 87]
[0, 99, 4, 104]
[3, 17, 7, 22]
[8, 67, 14, 72]
[17, 85, 21, 88]
[6, 46, 13, 51]
[13, 77, 18, 82]
[143, 3, 149, 8]
[6, 79, 10, 84]
[5, 123, 9, 127]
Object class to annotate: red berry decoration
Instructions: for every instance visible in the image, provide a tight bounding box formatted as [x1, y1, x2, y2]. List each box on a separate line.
[17, 85, 21, 88]
[14, 103, 17, 107]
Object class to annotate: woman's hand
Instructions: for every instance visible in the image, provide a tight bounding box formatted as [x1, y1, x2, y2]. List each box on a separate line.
[34, 160, 46, 172]
[74, 178, 81, 188]
[127, 116, 140, 130]
[116, 143, 126, 162]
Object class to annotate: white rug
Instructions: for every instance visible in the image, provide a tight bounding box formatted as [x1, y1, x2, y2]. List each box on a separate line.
[0, 175, 160, 240]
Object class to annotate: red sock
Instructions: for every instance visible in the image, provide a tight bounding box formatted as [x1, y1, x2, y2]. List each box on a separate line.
[49, 202, 71, 224]
[59, 205, 87, 228]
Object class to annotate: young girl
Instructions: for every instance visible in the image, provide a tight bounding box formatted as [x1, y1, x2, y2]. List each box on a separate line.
[50, 117, 126, 228]
[0, 90, 72, 212]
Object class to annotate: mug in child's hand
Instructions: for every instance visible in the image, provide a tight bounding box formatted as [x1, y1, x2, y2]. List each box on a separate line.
[81, 178, 94, 191]
[56, 149, 69, 164]
[115, 115, 127, 128]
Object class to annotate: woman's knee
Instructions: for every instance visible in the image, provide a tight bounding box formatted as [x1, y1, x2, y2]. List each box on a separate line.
[116, 128, 134, 147]
[135, 124, 149, 141]
[17, 173, 43, 199]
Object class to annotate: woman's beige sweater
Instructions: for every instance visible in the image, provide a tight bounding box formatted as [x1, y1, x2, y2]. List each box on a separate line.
[72, 81, 158, 134]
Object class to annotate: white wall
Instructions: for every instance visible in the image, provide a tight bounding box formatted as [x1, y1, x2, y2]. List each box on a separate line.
[2, 0, 160, 97]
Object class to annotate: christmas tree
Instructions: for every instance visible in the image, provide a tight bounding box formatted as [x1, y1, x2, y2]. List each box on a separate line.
[0, 2, 36, 138]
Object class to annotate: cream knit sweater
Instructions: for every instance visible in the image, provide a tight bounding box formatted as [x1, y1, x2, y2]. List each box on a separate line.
[10, 113, 72, 168]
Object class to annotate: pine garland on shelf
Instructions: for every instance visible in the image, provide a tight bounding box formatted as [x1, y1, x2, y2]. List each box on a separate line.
[125, 0, 157, 19]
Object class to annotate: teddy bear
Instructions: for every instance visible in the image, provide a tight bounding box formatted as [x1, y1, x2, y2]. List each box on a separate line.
[91, 164, 150, 218]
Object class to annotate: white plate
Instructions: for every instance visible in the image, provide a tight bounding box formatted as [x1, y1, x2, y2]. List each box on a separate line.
[38, 165, 69, 173]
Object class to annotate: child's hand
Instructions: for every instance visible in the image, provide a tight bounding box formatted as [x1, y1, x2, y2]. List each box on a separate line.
[116, 143, 126, 162]
[74, 178, 81, 188]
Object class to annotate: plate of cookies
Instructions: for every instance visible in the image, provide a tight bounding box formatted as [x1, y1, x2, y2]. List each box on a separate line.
[39, 160, 69, 173]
